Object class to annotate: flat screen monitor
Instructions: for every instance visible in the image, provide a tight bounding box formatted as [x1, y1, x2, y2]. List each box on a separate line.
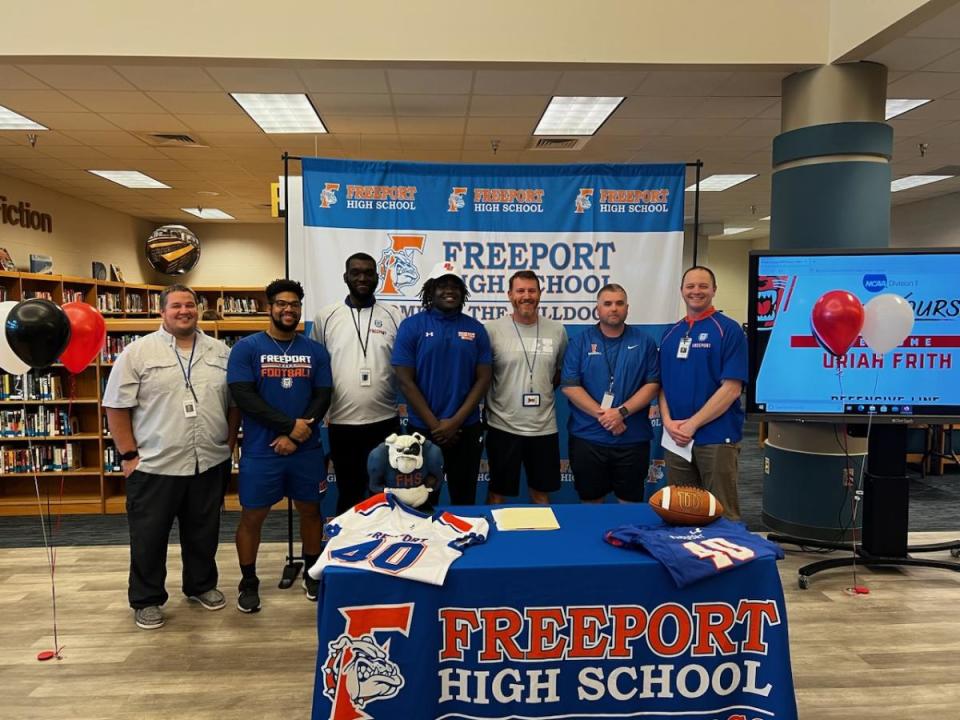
[747, 247, 960, 423]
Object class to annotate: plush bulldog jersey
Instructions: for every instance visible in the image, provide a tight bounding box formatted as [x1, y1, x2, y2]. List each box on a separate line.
[308, 493, 489, 586]
[604, 518, 784, 588]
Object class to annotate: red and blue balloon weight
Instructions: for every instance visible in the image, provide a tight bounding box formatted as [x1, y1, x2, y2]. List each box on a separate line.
[811, 290, 864, 357]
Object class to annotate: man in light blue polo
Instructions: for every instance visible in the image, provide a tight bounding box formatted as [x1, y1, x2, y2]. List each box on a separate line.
[659, 266, 747, 520]
[561, 283, 660, 503]
[392, 261, 491, 506]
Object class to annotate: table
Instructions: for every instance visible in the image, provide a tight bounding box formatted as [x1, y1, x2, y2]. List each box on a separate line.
[313, 503, 798, 720]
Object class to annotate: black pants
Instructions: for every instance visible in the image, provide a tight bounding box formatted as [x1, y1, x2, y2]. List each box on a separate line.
[328, 417, 401, 515]
[125, 459, 230, 609]
[410, 423, 484, 506]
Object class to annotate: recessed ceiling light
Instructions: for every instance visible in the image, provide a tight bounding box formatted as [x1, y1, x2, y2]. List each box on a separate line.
[0, 105, 47, 130]
[885, 99, 931, 120]
[685, 174, 757, 192]
[231, 93, 326, 134]
[182, 208, 235, 220]
[890, 175, 953, 192]
[760, 216, 771, 221]
[534, 96, 624, 136]
[88, 170, 170, 189]
[723, 227, 753, 235]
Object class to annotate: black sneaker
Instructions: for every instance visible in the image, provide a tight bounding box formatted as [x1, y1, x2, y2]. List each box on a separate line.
[237, 577, 261, 613]
[302, 574, 319, 601]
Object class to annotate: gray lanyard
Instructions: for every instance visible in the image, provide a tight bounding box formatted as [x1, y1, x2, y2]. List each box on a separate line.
[174, 335, 198, 403]
[511, 317, 539, 393]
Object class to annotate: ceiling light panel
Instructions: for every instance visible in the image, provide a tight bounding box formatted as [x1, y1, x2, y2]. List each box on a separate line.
[534, 96, 624, 136]
[723, 227, 753, 235]
[0, 105, 47, 130]
[231, 93, 327, 134]
[88, 170, 170, 189]
[890, 174, 953, 192]
[685, 174, 757, 192]
[885, 99, 931, 120]
[182, 207, 235, 219]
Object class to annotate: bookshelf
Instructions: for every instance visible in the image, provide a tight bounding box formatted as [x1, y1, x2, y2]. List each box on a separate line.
[0, 271, 278, 516]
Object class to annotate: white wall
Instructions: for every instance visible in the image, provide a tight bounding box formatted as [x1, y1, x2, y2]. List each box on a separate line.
[0, 173, 156, 282]
[175, 222, 284, 287]
[891, 191, 960, 248]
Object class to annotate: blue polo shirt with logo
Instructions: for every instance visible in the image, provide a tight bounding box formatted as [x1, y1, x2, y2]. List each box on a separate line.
[561, 324, 660, 446]
[391, 308, 492, 428]
[659, 310, 748, 445]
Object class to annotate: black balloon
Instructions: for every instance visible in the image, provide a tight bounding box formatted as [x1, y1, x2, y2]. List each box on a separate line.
[5, 299, 72, 369]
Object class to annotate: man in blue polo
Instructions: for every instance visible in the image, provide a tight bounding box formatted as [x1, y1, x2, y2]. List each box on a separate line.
[659, 266, 747, 520]
[392, 261, 491, 505]
[561, 283, 660, 503]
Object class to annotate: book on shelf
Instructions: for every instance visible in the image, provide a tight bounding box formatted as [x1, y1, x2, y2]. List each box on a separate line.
[97, 291, 122, 313]
[126, 293, 145, 312]
[101, 334, 147, 363]
[0, 247, 16, 272]
[0, 407, 78, 437]
[223, 296, 261, 314]
[29, 254, 54, 274]
[64, 289, 87, 303]
[103, 444, 122, 472]
[1, 443, 81, 473]
[22, 290, 54, 301]
[1, 371, 63, 401]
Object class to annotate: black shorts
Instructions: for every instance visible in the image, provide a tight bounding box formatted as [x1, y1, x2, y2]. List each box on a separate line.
[486, 426, 561, 496]
[568, 435, 649, 502]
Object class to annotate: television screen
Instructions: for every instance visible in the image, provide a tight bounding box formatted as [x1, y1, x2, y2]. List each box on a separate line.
[747, 248, 960, 422]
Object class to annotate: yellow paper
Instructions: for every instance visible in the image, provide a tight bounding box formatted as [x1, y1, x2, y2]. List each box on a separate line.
[491, 507, 560, 531]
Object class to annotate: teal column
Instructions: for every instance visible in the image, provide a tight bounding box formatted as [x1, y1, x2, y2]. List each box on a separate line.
[763, 62, 890, 539]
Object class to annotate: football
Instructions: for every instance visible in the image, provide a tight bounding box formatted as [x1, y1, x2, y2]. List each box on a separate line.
[649, 486, 723, 526]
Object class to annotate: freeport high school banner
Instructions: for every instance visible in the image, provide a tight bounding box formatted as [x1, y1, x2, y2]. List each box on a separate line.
[292, 158, 686, 326]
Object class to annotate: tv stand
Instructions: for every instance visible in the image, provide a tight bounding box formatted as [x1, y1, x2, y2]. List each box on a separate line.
[767, 424, 960, 589]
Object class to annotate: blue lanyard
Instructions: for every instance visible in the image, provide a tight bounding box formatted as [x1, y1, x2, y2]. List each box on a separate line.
[597, 325, 623, 393]
[174, 334, 199, 402]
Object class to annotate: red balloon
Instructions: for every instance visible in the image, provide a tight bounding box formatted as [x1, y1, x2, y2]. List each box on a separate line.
[811, 290, 865, 357]
[59, 302, 106, 374]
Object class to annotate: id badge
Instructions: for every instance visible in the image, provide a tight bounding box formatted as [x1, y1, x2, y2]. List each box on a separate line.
[601, 392, 615, 410]
[522, 392, 541, 408]
[359, 367, 372, 387]
[677, 336, 692, 360]
[183, 398, 198, 418]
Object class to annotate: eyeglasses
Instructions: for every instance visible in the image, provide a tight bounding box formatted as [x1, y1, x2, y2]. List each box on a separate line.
[272, 300, 302, 310]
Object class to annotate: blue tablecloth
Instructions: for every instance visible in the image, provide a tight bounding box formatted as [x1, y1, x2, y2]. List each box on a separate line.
[314, 503, 798, 720]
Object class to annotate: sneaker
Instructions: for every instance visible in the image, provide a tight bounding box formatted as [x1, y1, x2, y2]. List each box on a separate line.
[134, 606, 164, 630]
[237, 578, 261, 614]
[187, 588, 226, 611]
[302, 574, 319, 602]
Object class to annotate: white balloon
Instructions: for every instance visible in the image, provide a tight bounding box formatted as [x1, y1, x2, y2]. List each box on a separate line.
[861, 293, 915, 355]
[0, 300, 31, 375]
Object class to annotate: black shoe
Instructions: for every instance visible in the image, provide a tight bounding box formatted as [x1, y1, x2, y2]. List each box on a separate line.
[302, 574, 319, 602]
[237, 577, 261, 613]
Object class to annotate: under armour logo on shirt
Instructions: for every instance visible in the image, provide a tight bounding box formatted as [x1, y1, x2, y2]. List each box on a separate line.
[425, 331, 435, 337]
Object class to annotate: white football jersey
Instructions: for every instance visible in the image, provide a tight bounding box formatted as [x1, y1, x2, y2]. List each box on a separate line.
[308, 493, 489, 586]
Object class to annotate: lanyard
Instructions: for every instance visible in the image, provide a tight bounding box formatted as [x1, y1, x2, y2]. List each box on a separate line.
[174, 334, 198, 403]
[511, 317, 539, 393]
[597, 325, 623, 393]
[350, 305, 374, 360]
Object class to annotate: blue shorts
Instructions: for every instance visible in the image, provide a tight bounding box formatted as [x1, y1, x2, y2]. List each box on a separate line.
[238, 448, 328, 509]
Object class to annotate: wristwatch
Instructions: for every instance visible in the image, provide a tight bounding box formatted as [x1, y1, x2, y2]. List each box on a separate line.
[618, 406, 629, 418]
[120, 450, 139, 461]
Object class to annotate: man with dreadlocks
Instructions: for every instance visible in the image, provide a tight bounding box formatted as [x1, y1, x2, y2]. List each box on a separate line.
[392, 261, 491, 505]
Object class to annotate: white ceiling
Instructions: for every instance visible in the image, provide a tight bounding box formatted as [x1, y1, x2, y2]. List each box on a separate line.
[0, 3, 958, 236]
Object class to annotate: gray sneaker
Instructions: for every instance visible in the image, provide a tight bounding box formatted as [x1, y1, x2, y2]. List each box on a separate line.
[135, 606, 164, 630]
[187, 588, 226, 611]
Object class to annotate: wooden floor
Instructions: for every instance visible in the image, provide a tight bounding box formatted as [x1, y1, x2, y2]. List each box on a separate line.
[2, 535, 960, 720]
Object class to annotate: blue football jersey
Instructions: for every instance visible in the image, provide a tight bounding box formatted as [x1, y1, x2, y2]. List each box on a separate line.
[605, 518, 784, 588]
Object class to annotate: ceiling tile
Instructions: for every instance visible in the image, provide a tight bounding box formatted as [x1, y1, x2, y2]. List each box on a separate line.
[62, 130, 148, 146]
[598, 117, 677, 136]
[298, 68, 389, 93]
[93, 146, 172, 161]
[0, 90, 86, 112]
[395, 117, 466, 134]
[698, 97, 779, 118]
[922, 49, 960, 73]
[62, 91, 166, 114]
[888, 71, 960, 97]
[728, 118, 780, 136]
[403, 135, 464, 151]
[393, 94, 469, 117]
[387, 69, 473, 94]
[473, 70, 561, 95]
[100, 113, 191, 132]
[469, 95, 549, 118]
[147, 92, 243, 115]
[323, 116, 398, 134]
[635, 72, 733, 97]
[0, 65, 49, 90]
[554, 70, 648, 96]
[866, 37, 960, 71]
[115, 65, 221, 92]
[464, 117, 536, 135]
[617, 96, 704, 119]
[663, 118, 745, 136]
[205, 66, 306, 93]
[893, 98, 960, 120]
[19, 64, 136, 90]
[186, 131, 275, 147]
[309, 93, 393, 116]
[462, 135, 528, 151]
[23, 111, 119, 131]
[176, 114, 261, 133]
[907, 2, 960, 38]
[888, 117, 953, 136]
[713, 72, 788, 97]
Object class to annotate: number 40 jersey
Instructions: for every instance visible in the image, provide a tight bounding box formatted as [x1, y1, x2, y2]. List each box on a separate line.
[307, 493, 490, 586]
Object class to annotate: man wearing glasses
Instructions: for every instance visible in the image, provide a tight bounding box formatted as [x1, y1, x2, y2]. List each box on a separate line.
[227, 279, 332, 613]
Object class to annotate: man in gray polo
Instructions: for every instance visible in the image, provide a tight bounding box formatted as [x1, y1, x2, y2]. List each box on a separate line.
[485, 271, 568, 504]
[103, 284, 240, 630]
